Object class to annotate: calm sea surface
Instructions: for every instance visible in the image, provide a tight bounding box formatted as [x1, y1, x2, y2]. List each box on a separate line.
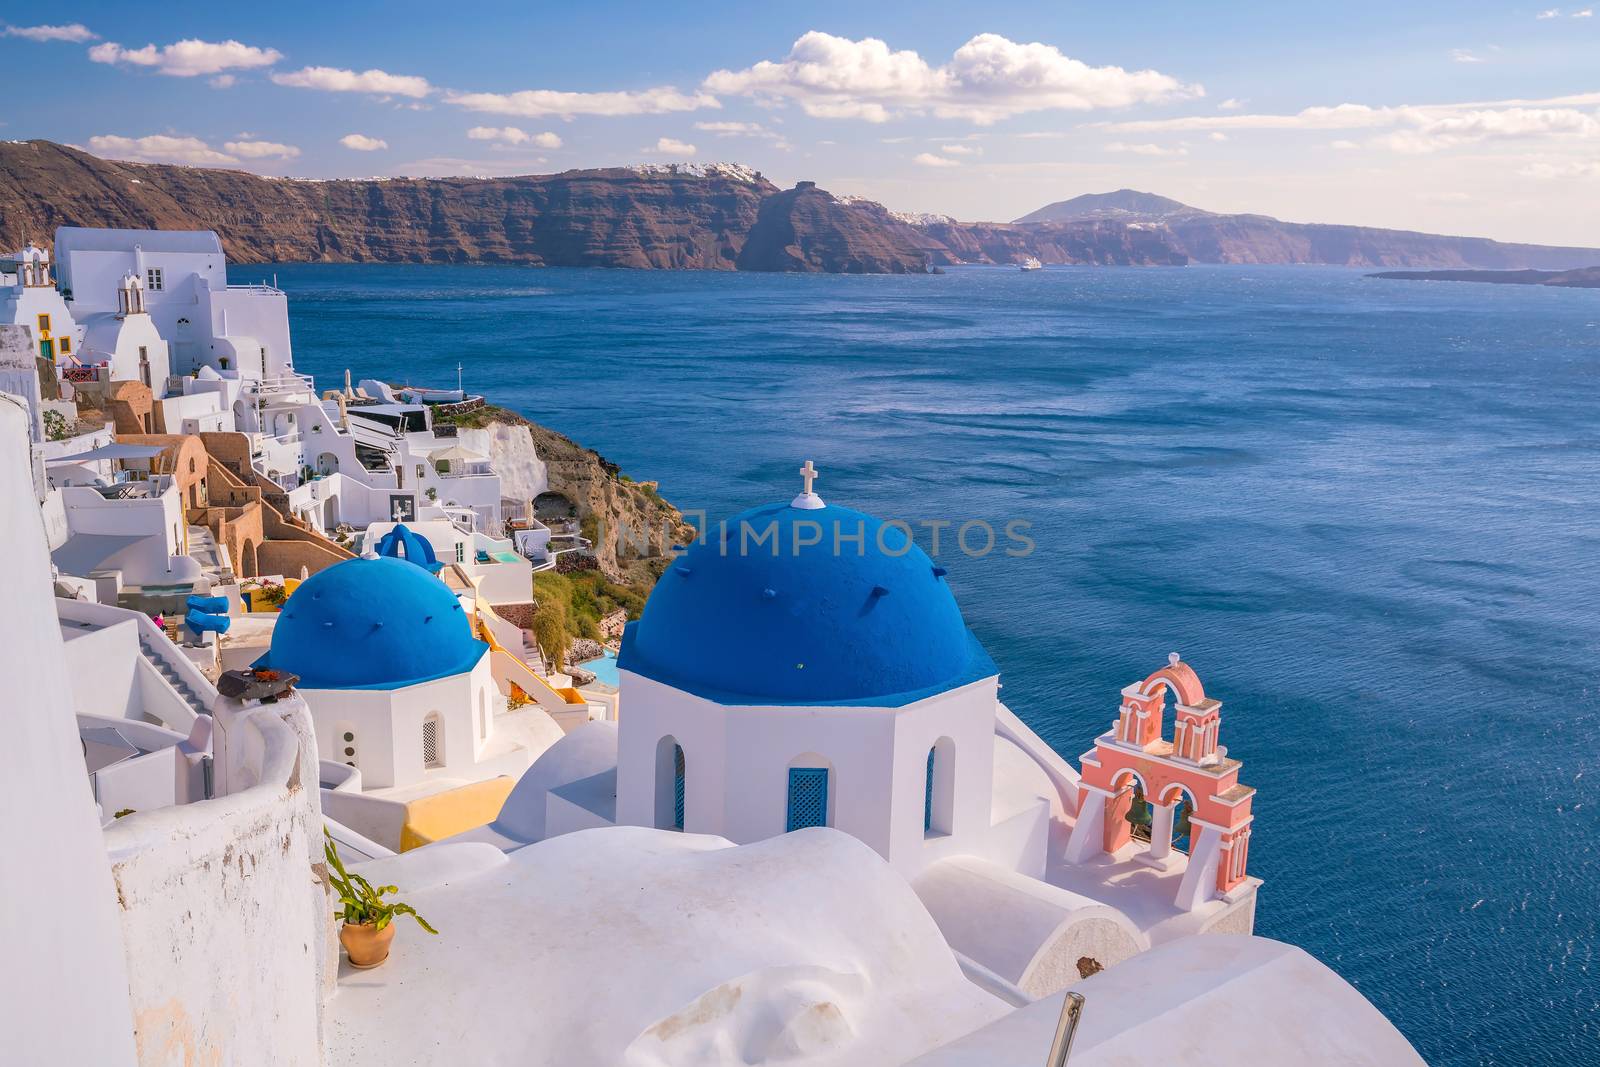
[255, 262, 1600, 1065]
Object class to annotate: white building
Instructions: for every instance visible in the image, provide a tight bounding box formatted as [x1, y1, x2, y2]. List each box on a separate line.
[55, 227, 294, 380]
[1, 242, 80, 365]
[78, 273, 172, 394]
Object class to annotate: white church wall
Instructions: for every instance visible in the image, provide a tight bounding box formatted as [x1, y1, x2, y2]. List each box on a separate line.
[885, 678, 999, 879]
[302, 657, 497, 792]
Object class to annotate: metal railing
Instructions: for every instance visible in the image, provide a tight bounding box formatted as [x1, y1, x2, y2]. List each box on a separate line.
[1044, 992, 1086, 1067]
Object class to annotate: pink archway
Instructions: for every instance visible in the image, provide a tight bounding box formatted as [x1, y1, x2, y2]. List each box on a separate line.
[1076, 654, 1255, 901]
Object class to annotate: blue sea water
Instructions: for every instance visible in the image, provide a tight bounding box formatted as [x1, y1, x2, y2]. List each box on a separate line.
[255, 261, 1600, 1065]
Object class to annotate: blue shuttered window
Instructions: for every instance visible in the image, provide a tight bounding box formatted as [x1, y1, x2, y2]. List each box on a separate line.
[672, 744, 686, 830]
[925, 748, 936, 831]
[786, 767, 829, 831]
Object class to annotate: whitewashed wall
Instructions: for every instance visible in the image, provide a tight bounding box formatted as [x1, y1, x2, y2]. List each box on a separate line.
[0, 395, 140, 1065]
[616, 671, 1003, 879]
[104, 692, 333, 1066]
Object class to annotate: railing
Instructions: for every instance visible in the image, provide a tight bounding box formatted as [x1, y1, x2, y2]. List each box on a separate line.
[1045, 992, 1086, 1067]
[242, 372, 315, 398]
[225, 283, 285, 296]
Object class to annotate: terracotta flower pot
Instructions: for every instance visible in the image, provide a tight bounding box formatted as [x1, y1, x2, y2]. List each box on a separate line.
[340, 921, 396, 969]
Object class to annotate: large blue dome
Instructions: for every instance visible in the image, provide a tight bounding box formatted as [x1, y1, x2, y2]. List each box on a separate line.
[619, 501, 996, 706]
[265, 557, 487, 690]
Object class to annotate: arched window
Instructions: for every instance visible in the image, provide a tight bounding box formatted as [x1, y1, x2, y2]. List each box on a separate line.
[654, 736, 685, 830]
[422, 713, 444, 769]
[925, 737, 955, 837]
[786, 755, 831, 832]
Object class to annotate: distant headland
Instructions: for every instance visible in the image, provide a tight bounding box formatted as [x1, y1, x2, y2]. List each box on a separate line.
[1368, 266, 1600, 288]
[5, 139, 1599, 274]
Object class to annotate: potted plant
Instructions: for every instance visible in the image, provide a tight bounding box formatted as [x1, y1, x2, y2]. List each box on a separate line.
[325, 832, 436, 968]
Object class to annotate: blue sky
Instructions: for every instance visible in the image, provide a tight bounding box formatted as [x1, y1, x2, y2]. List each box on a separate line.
[6, 2, 1600, 243]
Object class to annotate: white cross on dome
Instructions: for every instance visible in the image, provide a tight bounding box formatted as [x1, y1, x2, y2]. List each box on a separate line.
[792, 459, 825, 510]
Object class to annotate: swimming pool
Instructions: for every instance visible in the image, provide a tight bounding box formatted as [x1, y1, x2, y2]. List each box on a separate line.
[577, 649, 619, 687]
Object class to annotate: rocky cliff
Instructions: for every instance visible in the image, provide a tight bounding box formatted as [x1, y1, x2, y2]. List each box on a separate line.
[736, 183, 931, 273]
[439, 404, 695, 581]
[0, 141, 926, 272]
[7, 141, 1598, 272]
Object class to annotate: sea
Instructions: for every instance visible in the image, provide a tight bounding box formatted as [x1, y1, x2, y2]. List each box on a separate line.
[256, 261, 1600, 1066]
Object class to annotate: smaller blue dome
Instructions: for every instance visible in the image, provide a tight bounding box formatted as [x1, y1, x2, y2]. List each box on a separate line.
[265, 557, 486, 690]
[375, 523, 442, 573]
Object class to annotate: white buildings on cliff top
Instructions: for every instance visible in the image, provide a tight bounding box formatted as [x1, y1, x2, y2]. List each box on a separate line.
[2, 226, 1422, 1066]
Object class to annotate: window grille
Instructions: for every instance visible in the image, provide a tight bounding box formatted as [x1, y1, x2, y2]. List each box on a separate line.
[146, 268, 163, 291]
[786, 767, 828, 831]
[422, 716, 441, 767]
[925, 748, 936, 832]
[673, 745, 686, 830]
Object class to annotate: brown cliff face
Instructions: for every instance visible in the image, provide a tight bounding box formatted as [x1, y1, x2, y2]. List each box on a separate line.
[0, 140, 929, 272]
[7, 142, 1597, 273]
[735, 182, 930, 273]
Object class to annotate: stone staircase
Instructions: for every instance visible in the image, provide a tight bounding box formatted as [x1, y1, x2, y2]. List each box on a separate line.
[138, 632, 213, 720]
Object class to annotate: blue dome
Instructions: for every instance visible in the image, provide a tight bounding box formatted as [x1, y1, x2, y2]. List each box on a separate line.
[619, 501, 996, 706]
[265, 557, 487, 690]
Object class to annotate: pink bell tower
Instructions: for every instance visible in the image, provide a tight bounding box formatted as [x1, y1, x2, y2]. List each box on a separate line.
[1064, 654, 1256, 910]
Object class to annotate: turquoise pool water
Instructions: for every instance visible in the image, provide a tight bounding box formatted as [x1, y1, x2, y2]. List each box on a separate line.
[578, 650, 620, 687]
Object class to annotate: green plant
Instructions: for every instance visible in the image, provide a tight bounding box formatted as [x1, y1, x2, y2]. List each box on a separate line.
[42, 409, 70, 442]
[325, 831, 437, 934]
[251, 580, 289, 607]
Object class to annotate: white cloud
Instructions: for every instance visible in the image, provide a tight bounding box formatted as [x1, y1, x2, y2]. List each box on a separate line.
[1537, 8, 1561, 17]
[1519, 159, 1600, 178]
[1218, 98, 1244, 110]
[648, 137, 697, 156]
[913, 152, 960, 167]
[1105, 141, 1188, 156]
[939, 143, 981, 156]
[1330, 139, 1360, 150]
[210, 75, 237, 89]
[88, 38, 282, 77]
[466, 126, 562, 148]
[87, 134, 238, 166]
[223, 139, 300, 159]
[1451, 49, 1486, 64]
[1209, 132, 1229, 142]
[340, 133, 389, 152]
[1378, 107, 1600, 153]
[694, 121, 767, 135]
[1095, 93, 1600, 156]
[1574, 8, 1594, 15]
[447, 86, 716, 119]
[3, 23, 97, 43]
[271, 66, 434, 99]
[703, 31, 1199, 125]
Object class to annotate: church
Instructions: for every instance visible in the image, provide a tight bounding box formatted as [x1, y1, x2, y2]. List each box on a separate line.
[469, 462, 1263, 997]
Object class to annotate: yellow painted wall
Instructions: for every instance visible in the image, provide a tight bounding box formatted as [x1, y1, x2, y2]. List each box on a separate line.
[398, 777, 516, 852]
